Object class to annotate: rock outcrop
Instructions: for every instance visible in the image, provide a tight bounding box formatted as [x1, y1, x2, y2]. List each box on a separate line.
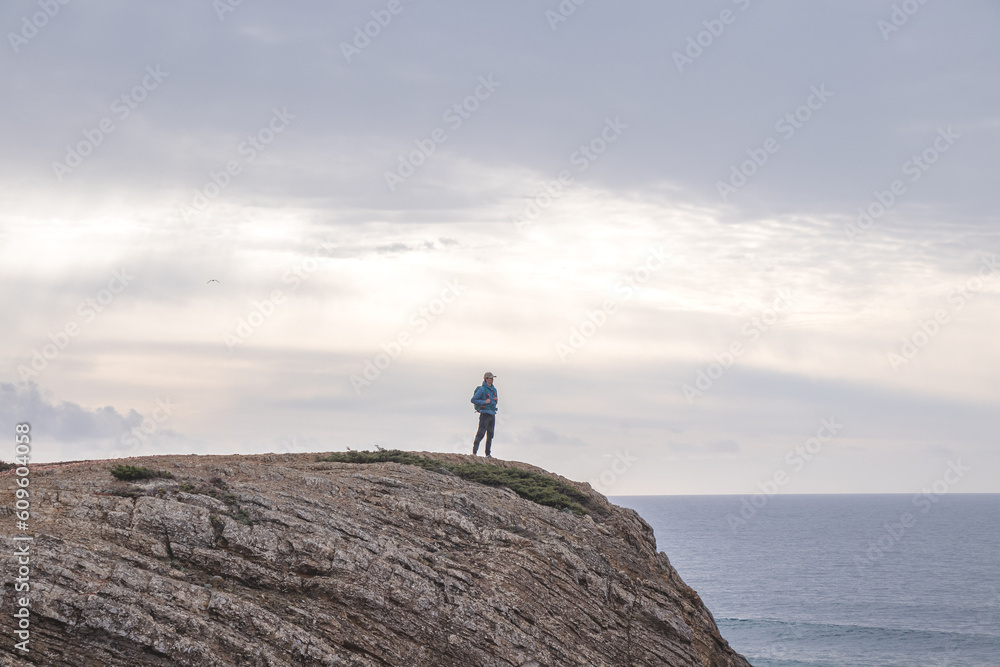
[0, 452, 751, 666]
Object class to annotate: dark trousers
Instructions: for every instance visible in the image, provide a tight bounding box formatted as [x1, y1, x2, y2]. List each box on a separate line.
[473, 413, 495, 456]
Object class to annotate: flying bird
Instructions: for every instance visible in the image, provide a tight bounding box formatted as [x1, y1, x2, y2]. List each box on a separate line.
[207, 279, 220, 284]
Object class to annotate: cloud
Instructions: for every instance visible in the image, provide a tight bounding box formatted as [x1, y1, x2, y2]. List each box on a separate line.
[513, 425, 587, 448]
[706, 440, 740, 454]
[375, 243, 410, 254]
[2, 0, 996, 227]
[0, 382, 199, 462]
[0, 382, 138, 441]
[2, 1, 998, 492]
[668, 440, 740, 454]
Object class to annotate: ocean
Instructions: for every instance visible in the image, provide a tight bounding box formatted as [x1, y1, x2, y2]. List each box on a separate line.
[611, 494, 1000, 667]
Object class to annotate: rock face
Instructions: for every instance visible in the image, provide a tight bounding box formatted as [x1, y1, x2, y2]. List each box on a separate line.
[0, 453, 751, 667]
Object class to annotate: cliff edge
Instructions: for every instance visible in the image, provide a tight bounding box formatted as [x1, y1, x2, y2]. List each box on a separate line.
[0, 452, 751, 667]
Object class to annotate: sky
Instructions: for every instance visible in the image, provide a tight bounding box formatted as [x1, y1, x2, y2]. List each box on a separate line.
[1, 0, 998, 495]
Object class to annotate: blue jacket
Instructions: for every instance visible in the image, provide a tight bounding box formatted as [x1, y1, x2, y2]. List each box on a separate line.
[472, 382, 497, 415]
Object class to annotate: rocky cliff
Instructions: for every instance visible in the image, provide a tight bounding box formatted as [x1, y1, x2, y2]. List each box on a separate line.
[0, 452, 751, 667]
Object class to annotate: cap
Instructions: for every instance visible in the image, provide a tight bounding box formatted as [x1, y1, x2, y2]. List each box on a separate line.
[483, 372, 496, 379]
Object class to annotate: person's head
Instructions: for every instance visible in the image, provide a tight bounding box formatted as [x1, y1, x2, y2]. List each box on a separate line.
[483, 371, 495, 385]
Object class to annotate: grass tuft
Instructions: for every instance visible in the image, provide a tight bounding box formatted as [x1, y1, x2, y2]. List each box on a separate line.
[180, 483, 254, 525]
[317, 450, 595, 515]
[104, 469, 252, 526]
[110, 465, 175, 482]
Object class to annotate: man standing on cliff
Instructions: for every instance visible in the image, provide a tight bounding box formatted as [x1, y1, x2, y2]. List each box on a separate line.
[471, 372, 498, 458]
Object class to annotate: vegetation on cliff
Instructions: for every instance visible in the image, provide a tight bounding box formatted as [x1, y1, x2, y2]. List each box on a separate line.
[110, 464, 175, 481]
[317, 449, 597, 515]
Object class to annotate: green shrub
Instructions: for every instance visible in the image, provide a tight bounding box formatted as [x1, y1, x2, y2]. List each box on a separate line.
[104, 488, 144, 499]
[110, 465, 174, 482]
[317, 450, 445, 471]
[0, 461, 15, 472]
[317, 450, 594, 515]
[447, 462, 592, 515]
